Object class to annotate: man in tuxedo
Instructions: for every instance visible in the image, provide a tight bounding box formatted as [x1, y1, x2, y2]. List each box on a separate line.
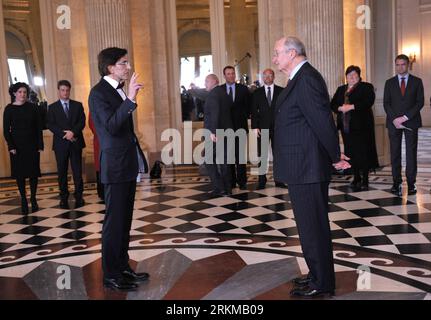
[203, 74, 234, 197]
[272, 37, 350, 298]
[251, 69, 284, 189]
[47, 80, 86, 209]
[384, 54, 424, 196]
[220, 66, 251, 190]
[89, 47, 149, 291]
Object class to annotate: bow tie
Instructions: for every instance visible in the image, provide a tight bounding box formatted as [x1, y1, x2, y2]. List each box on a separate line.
[117, 82, 125, 90]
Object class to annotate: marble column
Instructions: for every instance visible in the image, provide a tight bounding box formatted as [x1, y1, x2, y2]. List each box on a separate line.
[343, 0, 368, 80]
[85, 0, 132, 86]
[296, 0, 345, 95]
[0, 5, 11, 177]
[84, 0, 134, 179]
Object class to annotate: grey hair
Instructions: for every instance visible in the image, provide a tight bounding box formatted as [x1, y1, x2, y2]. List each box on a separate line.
[283, 37, 307, 57]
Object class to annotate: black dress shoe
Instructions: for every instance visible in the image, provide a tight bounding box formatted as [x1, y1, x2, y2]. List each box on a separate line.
[290, 287, 334, 298]
[59, 200, 70, 209]
[361, 182, 369, 191]
[21, 198, 29, 215]
[408, 185, 417, 195]
[275, 182, 287, 188]
[30, 198, 39, 213]
[349, 180, 361, 188]
[391, 183, 402, 195]
[122, 269, 150, 283]
[221, 190, 233, 197]
[208, 191, 223, 198]
[75, 198, 85, 209]
[103, 277, 138, 291]
[293, 275, 312, 287]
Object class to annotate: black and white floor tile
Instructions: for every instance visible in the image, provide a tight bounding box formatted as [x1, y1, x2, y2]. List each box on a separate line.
[1, 131, 431, 300]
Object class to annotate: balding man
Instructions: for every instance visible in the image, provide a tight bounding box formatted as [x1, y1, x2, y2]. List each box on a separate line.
[272, 37, 350, 298]
[251, 69, 284, 189]
[203, 74, 234, 197]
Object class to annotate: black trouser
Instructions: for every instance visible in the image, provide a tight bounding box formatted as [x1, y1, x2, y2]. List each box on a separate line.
[353, 168, 369, 184]
[102, 180, 136, 279]
[388, 128, 418, 186]
[55, 147, 84, 201]
[231, 136, 247, 187]
[287, 182, 335, 292]
[96, 171, 104, 200]
[206, 140, 232, 194]
[16, 177, 38, 200]
[257, 133, 274, 185]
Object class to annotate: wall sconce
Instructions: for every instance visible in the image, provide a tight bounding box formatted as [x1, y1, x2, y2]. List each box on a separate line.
[404, 46, 419, 71]
[409, 53, 417, 71]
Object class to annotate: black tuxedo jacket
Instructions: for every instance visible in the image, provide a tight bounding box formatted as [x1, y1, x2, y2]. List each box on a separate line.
[251, 85, 283, 131]
[204, 86, 234, 134]
[273, 62, 340, 185]
[47, 99, 86, 151]
[219, 83, 251, 132]
[88, 78, 148, 184]
[383, 75, 424, 130]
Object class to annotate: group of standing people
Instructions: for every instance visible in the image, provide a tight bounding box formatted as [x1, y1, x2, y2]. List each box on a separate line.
[202, 37, 425, 297]
[1, 36, 426, 296]
[3, 77, 108, 215]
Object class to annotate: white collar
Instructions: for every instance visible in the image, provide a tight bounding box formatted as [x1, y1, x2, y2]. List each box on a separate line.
[290, 60, 308, 80]
[60, 99, 70, 105]
[264, 83, 274, 89]
[104, 76, 121, 90]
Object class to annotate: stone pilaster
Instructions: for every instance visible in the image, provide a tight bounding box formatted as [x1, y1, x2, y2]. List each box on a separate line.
[85, 0, 133, 86]
[296, 0, 345, 95]
[0, 4, 11, 177]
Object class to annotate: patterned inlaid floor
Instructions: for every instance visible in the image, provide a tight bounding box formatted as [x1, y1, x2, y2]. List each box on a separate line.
[1, 130, 431, 300]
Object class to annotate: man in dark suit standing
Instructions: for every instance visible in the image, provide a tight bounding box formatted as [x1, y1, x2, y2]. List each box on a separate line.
[251, 68, 284, 189]
[220, 66, 251, 190]
[47, 80, 86, 209]
[89, 47, 149, 291]
[203, 74, 234, 197]
[272, 37, 350, 298]
[384, 54, 424, 196]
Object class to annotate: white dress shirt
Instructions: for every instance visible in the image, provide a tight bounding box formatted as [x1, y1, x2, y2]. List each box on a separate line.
[103, 76, 127, 101]
[290, 60, 309, 81]
[264, 84, 275, 102]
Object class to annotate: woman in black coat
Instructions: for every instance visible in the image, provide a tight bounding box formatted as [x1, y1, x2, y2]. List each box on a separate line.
[331, 66, 379, 191]
[3, 82, 44, 214]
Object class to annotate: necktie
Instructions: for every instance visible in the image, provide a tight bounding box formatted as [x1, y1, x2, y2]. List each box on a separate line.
[267, 86, 272, 106]
[117, 81, 125, 90]
[64, 102, 69, 118]
[228, 86, 234, 102]
[400, 77, 406, 96]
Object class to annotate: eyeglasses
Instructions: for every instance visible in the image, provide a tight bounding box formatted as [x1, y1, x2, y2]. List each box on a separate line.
[116, 61, 130, 66]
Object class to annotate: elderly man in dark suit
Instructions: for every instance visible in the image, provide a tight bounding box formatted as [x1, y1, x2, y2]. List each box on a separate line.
[47, 80, 86, 209]
[220, 66, 251, 190]
[251, 68, 284, 189]
[272, 37, 350, 298]
[384, 54, 425, 196]
[89, 47, 149, 291]
[203, 74, 234, 197]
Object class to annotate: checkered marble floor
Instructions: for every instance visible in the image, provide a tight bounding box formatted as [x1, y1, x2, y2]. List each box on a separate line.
[1, 130, 431, 300]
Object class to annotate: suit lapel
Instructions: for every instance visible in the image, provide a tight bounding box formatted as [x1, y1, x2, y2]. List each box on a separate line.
[100, 78, 125, 104]
[275, 76, 298, 110]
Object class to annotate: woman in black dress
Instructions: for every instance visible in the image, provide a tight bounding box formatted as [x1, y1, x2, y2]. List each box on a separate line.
[3, 82, 44, 214]
[331, 66, 379, 191]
